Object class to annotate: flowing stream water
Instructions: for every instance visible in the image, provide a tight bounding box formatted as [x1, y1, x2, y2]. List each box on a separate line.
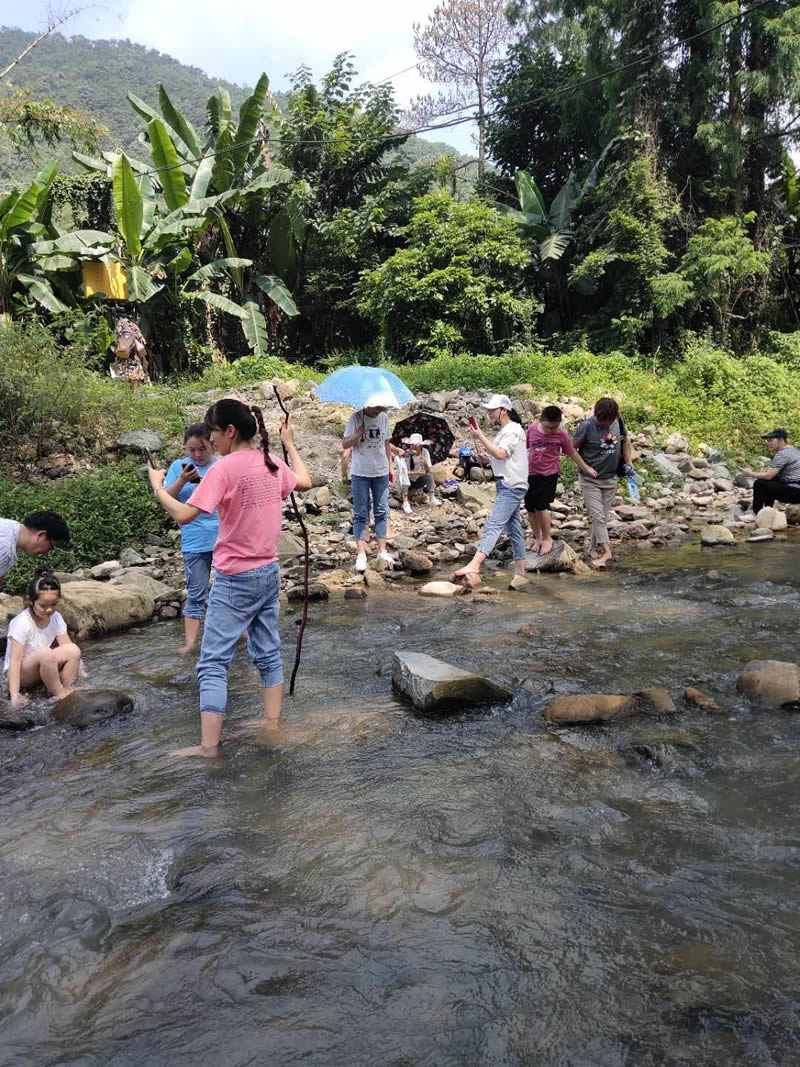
[1, 541, 799, 1066]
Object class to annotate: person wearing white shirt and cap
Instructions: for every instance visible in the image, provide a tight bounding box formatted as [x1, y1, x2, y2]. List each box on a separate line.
[453, 394, 528, 582]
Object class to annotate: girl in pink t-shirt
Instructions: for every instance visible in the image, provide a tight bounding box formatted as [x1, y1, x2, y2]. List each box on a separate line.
[149, 398, 312, 757]
[525, 405, 596, 556]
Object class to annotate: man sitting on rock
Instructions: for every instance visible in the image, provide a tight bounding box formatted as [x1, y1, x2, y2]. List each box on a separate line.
[745, 429, 800, 513]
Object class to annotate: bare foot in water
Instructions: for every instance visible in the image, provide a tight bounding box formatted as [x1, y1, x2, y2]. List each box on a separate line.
[238, 718, 281, 730]
[169, 744, 220, 758]
[177, 644, 196, 656]
[538, 538, 554, 556]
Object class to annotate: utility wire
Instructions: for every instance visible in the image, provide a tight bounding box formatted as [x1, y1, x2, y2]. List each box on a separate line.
[120, 0, 781, 184]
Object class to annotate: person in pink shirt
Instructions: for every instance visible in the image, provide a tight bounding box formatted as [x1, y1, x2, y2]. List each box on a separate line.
[525, 405, 596, 556]
[148, 398, 312, 757]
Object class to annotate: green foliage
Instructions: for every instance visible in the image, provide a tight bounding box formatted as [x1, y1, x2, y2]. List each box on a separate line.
[0, 319, 182, 472]
[0, 465, 172, 593]
[678, 214, 771, 346]
[357, 191, 539, 359]
[569, 138, 691, 350]
[383, 338, 800, 449]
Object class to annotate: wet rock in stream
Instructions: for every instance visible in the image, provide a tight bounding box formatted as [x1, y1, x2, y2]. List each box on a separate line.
[392, 651, 512, 711]
[51, 689, 134, 726]
[737, 659, 800, 708]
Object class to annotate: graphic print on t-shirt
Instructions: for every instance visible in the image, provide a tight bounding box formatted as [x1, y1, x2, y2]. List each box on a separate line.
[238, 473, 282, 509]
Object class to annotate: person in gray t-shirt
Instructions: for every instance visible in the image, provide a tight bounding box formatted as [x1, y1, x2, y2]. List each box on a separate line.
[745, 429, 800, 513]
[573, 397, 633, 568]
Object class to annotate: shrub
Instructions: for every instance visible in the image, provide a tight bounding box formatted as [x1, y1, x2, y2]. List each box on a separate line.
[0, 320, 183, 471]
[0, 465, 173, 592]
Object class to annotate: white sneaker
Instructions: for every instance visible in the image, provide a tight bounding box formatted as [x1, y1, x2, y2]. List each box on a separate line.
[377, 550, 396, 566]
[429, 495, 442, 506]
[355, 552, 367, 572]
[402, 500, 413, 514]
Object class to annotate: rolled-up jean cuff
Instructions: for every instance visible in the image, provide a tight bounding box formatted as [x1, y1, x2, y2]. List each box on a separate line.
[200, 705, 226, 716]
[259, 668, 284, 688]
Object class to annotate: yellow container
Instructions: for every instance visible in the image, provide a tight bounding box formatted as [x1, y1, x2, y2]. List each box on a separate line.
[82, 261, 128, 300]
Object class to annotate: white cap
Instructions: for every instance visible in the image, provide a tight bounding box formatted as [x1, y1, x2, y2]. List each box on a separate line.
[481, 393, 514, 411]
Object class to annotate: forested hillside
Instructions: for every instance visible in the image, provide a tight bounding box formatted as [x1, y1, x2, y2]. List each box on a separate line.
[0, 29, 473, 186]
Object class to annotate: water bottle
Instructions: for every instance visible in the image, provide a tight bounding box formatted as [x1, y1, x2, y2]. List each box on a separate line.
[623, 464, 641, 501]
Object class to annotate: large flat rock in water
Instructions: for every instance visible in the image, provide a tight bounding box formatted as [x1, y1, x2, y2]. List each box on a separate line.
[392, 651, 511, 712]
[737, 660, 800, 707]
[59, 581, 157, 639]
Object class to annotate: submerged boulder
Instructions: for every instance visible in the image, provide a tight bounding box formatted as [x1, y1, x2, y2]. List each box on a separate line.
[737, 660, 800, 708]
[392, 651, 511, 711]
[544, 694, 638, 724]
[51, 689, 134, 726]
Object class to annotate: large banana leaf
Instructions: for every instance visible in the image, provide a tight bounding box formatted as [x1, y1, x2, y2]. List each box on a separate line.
[539, 233, 573, 263]
[243, 167, 294, 195]
[240, 299, 269, 356]
[253, 273, 299, 316]
[231, 73, 269, 177]
[184, 257, 252, 285]
[112, 154, 143, 260]
[147, 118, 189, 212]
[191, 155, 214, 201]
[515, 171, 546, 218]
[127, 92, 192, 160]
[494, 202, 548, 234]
[127, 264, 162, 303]
[211, 126, 235, 194]
[73, 150, 110, 175]
[17, 273, 68, 313]
[549, 175, 580, 230]
[189, 289, 248, 318]
[4, 161, 57, 232]
[218, 88, 233, 134]
[157, 84, 202, 160]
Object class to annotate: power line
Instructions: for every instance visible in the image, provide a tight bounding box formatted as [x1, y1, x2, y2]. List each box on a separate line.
[116, 0, 781, 184]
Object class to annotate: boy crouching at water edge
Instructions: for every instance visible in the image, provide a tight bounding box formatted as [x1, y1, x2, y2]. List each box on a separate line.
[525, 406, 597, 556]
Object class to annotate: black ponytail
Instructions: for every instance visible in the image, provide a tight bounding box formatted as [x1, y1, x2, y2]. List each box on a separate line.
[508, 407, 523, 425]
[250, 404, 279, 473]
[204, 398, 278, 473]
[27, 569, 61, 604]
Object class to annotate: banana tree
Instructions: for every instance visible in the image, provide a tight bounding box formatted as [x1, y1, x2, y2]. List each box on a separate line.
[494, 171, 581, 266]
[0, 161, 72, 320]
[73, 78, 303, 355]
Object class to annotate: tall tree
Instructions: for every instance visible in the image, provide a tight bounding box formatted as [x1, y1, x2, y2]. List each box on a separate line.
[410, 0, 514, 177]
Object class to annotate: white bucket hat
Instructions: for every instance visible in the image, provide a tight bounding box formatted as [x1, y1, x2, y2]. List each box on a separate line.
[403, 432, 431, 446]
[481, 393, 514, 411]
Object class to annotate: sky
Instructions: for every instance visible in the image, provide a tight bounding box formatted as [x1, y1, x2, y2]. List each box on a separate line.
[0, 0, 477, 154]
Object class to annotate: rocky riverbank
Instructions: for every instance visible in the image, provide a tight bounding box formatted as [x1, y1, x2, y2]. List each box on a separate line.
[2, 379, 796, 644]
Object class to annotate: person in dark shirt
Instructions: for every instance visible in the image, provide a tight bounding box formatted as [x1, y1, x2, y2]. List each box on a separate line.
[744, 429, 800, 513]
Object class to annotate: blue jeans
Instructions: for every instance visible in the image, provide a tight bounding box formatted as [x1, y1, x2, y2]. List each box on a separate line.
[478, 481, 527, 560]
[351, 474, 389, 542]
[197, 562, 282, 715]
[182, 551, 214, 619]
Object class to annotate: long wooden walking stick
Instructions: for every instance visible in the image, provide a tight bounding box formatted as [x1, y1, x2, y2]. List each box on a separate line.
[273, 385, 310, 696]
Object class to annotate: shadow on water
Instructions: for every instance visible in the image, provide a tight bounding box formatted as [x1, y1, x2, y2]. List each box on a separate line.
[1, 539, 799, 1065]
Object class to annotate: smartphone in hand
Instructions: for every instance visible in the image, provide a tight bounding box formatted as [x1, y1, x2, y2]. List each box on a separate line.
[182, 461, 200, 483]
[468, 416, 479, 431]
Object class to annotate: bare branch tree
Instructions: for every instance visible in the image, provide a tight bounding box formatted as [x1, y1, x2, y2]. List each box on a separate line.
[0, 6, 89, 80]
[411, 0, 514, 177]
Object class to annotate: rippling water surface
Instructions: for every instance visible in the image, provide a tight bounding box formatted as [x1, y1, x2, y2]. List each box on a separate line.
[1, 541, 799, 1066]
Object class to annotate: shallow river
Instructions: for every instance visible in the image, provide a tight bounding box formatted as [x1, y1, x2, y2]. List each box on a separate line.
[1, 541, 799, 1066]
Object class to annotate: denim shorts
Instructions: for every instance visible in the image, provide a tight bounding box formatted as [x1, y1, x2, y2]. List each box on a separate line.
[182, 550, 214, 619]
[196, 561, 282, 715]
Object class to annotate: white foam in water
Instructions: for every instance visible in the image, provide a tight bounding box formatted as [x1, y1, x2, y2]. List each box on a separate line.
[115, 847, 174, 910]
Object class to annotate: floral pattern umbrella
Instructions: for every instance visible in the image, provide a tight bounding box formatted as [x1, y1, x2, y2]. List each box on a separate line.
[390, 412, 455, 466]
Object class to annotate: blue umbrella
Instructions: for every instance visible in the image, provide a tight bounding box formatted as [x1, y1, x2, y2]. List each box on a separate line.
[314, 365, 415, 409]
